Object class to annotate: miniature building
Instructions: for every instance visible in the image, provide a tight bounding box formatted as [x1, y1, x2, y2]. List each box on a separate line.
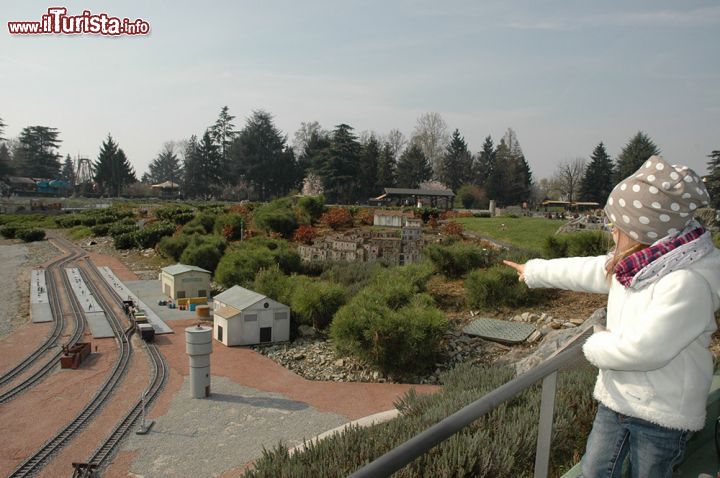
[159, 264, 211, 300]
[212, 285, 290, 346]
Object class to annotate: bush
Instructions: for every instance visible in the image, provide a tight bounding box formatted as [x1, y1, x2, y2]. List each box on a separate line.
[55, 214, 83, 228]
[114, 232, 136, 250]
[253, 198, 298, 237]
[330, 290, 447, 376]
[181, 223, 207, 236]
[214, 213, 245, 240]
[133, 222, 176, 249]
[416, 207, 440, 223]
[543, 232, 609, 259]
[154, 205, 195, 223]
[292, 225, 316, 244]
[442, 221, 464, 236]
[297, 195, 325, 224]
[157, 234, 191, 261]
[465, 265, 548, 309]
[0, 224, 21, 239]
[320, 207, 352, 230]
[456, 184, 489, 209]
[180, 242, 223, 273]
[90, 224, 111, 236]
[290, 280, 346, 329]
[320, 261, 384, 297]
[68, 226, 92, 240]
[16, 228, 46, 242]
[424, 243, 497, 278]
[108, 223, 139, 237]
[184, 212, 216, 234]
[215, 237, 299, 288]
[241, 363, 596, 478]
[252, 265, 294, 304]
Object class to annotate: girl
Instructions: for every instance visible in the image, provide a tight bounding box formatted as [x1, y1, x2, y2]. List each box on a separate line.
[504, 155, 720, 477]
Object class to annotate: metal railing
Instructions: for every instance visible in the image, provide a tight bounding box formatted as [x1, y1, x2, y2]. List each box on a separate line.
[349, 327, 593, 478]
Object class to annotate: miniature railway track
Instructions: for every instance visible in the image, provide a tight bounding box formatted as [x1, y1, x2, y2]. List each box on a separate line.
[0, 243, 86, 401]
[8, 257, 133, 477]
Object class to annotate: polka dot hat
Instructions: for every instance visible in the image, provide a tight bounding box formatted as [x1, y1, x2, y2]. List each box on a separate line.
[604, 155, 710, 244]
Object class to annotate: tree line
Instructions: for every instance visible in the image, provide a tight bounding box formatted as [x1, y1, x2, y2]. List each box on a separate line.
[0, 113, 718, 208]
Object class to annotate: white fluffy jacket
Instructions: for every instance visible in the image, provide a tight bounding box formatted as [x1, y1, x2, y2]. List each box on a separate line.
[524, 248, 720, 431]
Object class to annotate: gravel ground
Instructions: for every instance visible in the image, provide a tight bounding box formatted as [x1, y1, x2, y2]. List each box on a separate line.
[123, 376, 347, 477]
[0, 239, 60, 338]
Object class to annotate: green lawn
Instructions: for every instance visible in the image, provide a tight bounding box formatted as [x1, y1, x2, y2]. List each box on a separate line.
[454, 216, 565, 252]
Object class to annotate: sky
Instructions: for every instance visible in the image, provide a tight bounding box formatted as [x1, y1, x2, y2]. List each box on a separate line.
[1, 0, 719, 180]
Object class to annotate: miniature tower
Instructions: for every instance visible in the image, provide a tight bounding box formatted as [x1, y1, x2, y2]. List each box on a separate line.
[185, 325, 212, 398]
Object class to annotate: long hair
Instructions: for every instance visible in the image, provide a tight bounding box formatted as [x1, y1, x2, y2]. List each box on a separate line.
[604, 238, 647, 280]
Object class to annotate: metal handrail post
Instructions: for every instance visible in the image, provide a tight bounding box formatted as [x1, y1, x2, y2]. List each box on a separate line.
[534, 371, 558, 478]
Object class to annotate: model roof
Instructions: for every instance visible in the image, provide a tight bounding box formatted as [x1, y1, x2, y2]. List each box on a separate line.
[161, 264, 211, 275]
[214, 285, 273, 310]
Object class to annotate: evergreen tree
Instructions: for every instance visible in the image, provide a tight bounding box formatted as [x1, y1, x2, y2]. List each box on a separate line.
[60, 154, 75, 185]
[359, 135, 380, 198]
[93, 135, 136, 196]
[182, 135, 202, 198]
[196, 130, 223, 199]
[396, 143, 432, 189]
[230, 110, 297, 200]
[488, 139, 512, 205]
[615, 131, 661, 181]
[0, 117, 6, 141]
[706, 150, 720, 209]
[16, 126, 62, 178]
[210, 106, 237, 178]
[147, 145, 183, 185]
[580, 142, 614, 204]
[474, 135, 495, 187]
[437, 129, 473, 192]
[0, 143, 12, 177]
[377, 142, 396, 189]
[313, 124, 361, 203]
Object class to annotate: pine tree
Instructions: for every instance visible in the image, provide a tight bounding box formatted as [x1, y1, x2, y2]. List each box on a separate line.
[475, 136, 495, 187]
[230, 110, 297, 200]
[0, 117, 6, 141]
[93, 134, 136, 197]
[615, 131, 661, 181]
[210, 106, 237, 179]
[359, 135, 381, 198]
[396, 143, 432, 189]
[313, 124, 361, 204]
[706, 150, 720, 209]
[488, 139, 512, 205]
[147, 146, 183, 185]
[196, 130, 223, 199]
[16, 126, 62, 178]
[0, 143, 12, 177]
[60, 154, 75, 185]
[377, 142, 396, 189]
[182, 135, 202, 198]
[437, 129, 473, 192]
[580, 142, 614, 204]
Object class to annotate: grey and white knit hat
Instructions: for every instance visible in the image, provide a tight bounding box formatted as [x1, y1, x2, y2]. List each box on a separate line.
[604, 155, 710, 244]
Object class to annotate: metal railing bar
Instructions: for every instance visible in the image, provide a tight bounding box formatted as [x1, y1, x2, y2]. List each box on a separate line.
[349, 329, 592, 478]
[534, 371, 558, 478]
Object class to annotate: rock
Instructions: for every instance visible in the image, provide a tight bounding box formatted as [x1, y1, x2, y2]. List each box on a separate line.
[526, 330, 543, 343]
[334, 358, 345, 367]
[570, 318, 585, 326]
[298, 325, 316, 338]
[292, 353, 306, 360]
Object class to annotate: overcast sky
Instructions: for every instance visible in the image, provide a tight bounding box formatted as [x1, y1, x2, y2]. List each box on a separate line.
[1, 0, 718, 179]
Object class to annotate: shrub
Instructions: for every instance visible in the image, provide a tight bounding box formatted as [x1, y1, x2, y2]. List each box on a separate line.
[424, 243, 497, 278]
[456, 184, 489, 209]
[320, 261, 384, 297]
[55, 214, 83, 228]
[16, 228, 45, 242]
[416, 207, 440, 223]
[181, 222, 207, 236]
[465, 265, 548, 309]
[108, 223, 138, 237]
[214, 213, 245, 240]
[357, 208, 374, 225]
[252, 265, 294, 304]
[216, 247, 275, 287]
[290, 280, 346, 329]
[330, 290, 447, 375]
[543, 235, 568, 259]
[321, 207, 352, 230]
[241, 364, 596, 477]
[113, 232, 136, 250]
[180, 242, 223, 273]
[90, 224, 111, 236]
[157, 234, 191, 261]
[297, 195, 325, 224]
[253, 198, 298, 237]
[134, 222, 176, 249]
[0, 224, 21, 239]
[154, 205, 195, 223]
[442, 221, 464, 237]
[292, 225, 316, 244]
[370, 262, 434, 294]
[543, 232, 609, 259]
[68, 226, 92, 240]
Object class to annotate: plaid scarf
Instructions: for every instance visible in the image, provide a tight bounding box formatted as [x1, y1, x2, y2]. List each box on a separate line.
[614, 226, 706, 287]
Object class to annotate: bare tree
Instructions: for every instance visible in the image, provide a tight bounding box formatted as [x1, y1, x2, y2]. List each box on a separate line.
[292, 121, 323, 157]
[410, 112, 449, 178]
[382, 128, 407, 158]
[553, 158, 586, 203]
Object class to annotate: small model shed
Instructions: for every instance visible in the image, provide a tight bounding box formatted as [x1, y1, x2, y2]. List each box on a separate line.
[212, 285, 290, 346]
[160, 264, 211, 300]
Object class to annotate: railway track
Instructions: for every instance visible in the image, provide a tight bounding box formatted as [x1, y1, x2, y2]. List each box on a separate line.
[0, 242, 86, 402]
[7, 235, 168, 478]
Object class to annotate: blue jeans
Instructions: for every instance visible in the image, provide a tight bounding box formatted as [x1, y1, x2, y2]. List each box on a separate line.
[579, 404, 690, 478]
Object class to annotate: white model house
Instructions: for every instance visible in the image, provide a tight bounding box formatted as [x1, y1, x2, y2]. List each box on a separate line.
[212, 285, 290, 346]
[159, 264, 211, 300]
